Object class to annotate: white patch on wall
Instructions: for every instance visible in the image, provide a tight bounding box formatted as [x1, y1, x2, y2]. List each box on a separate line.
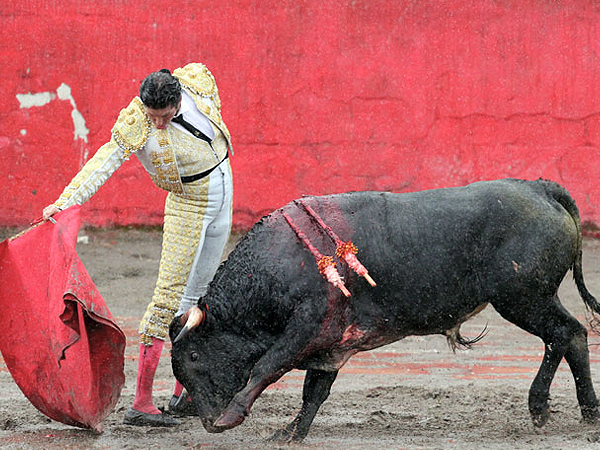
[16, 91, 55, 108]
[17, 84, 90, 143]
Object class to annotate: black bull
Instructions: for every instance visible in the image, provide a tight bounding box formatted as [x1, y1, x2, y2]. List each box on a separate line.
[170, 178, 600, 441]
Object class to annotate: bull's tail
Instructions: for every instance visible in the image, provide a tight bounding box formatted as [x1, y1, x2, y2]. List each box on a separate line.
[541, 180, 600, 321]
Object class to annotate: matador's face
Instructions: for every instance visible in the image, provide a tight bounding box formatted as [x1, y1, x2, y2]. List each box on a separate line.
[145, 99, 181, 130]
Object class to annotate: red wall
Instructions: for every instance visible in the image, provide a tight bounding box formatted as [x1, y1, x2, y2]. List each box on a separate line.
[2, 0, 600, 230]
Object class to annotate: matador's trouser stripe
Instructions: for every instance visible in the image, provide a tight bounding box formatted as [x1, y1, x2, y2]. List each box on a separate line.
[139, 162, 233, 345]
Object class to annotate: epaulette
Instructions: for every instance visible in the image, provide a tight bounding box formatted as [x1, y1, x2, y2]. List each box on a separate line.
[173, 63, 219, 106]
[111, 97, 152, 158]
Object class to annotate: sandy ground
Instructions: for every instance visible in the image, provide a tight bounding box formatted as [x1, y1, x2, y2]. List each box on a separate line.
[2, 227, 600, 449]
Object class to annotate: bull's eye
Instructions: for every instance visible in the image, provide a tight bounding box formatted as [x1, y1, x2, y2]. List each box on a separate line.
[190, 352, 199, 362]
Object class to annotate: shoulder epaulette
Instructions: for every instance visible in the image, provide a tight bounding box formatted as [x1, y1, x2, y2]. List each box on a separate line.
[111, 97, 152, 158]
[173, 63, 219, 105]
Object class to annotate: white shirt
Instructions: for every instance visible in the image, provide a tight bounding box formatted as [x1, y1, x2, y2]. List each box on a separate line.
[172, 89, 215, 140]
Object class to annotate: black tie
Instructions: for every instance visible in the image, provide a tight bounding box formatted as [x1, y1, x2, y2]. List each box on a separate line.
[172, 114, 212, 143]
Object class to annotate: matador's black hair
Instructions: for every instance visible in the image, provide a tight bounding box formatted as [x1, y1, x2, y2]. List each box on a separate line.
[139, 69, 182, 109]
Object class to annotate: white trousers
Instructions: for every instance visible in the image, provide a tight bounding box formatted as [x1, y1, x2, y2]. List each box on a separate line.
[177, 164, 233, 315]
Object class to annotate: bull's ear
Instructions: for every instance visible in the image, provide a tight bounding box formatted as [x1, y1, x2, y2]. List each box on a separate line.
[173, 306, 205, 343]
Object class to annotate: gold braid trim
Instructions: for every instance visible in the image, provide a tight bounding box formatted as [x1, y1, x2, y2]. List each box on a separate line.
[173, 63, 218, 103]
[53, 140, 125, 209]
[111, 97, 152, 158]
[173, 63, 231, 143]
[139, 182, 210, 344]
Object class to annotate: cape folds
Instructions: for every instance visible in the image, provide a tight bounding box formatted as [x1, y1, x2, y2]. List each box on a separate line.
[0, 207, 125, 432]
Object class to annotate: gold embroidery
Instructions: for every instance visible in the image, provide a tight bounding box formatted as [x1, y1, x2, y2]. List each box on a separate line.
[148, 129, 183, 194]
[157, 134, 169, 146]
[173, 63, 217, 98]
[173, 63, 231, 145]
[167, 125, 227, 178]
[111, 98, 152, 158]
[54, 140, 125, 209]
[139, 182, 210, 344]
[162, 153, 175, 165]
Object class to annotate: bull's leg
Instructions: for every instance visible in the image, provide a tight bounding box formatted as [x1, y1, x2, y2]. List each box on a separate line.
[493, 294, 598, 426]
[528, 338, 569, 426]
[563, 326, 600, 422]
[214, 310, 329, 431]
[270, 369, 338, 442]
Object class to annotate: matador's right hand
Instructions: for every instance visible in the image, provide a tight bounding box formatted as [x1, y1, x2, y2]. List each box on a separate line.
[42, 204, 61, 221]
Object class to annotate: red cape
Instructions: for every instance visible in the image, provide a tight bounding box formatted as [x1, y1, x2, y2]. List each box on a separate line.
[0, 207, 125, 432]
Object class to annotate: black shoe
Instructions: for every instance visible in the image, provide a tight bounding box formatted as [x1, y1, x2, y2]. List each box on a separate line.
[168, 392, 199, 417]
[123, 408, 180, 427]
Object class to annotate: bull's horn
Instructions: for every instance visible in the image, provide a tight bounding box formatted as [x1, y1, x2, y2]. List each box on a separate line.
[174, 306, 204, 343]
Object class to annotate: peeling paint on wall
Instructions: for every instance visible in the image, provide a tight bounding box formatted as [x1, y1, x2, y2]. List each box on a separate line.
[16, 84, 89, 143]
[15, 91, 55, 108]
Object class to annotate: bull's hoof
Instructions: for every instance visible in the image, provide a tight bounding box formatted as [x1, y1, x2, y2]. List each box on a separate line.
[269, 419, 308, 443]
[214, 409, 245, 429]
[269, 428, 290, 443]
[269, 430, 304, 444]
[581, 406, 600, 424]
[530, 408, 550, 428]
[270, 428, 305, 443]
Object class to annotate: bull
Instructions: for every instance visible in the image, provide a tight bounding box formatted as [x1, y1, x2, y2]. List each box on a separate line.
[169, 178, 600, 442]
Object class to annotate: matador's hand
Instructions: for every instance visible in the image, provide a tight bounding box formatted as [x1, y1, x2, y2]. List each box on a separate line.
[42, 204, 61, 221]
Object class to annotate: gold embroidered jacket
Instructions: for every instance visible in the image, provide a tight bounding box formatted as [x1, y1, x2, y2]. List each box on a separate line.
[52, 63, 232, 209]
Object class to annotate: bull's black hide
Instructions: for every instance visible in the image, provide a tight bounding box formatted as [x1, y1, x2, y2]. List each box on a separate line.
[170, 178, 600, 442]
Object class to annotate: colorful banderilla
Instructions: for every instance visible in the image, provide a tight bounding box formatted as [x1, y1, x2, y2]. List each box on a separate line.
[296, 200, 376, 287]
[282, 210, 351, 297]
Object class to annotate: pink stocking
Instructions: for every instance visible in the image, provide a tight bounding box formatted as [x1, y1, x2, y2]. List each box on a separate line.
[132, 337, 164, 414]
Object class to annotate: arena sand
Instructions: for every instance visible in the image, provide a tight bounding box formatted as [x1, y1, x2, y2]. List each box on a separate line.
[1, 227, 600, 449]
